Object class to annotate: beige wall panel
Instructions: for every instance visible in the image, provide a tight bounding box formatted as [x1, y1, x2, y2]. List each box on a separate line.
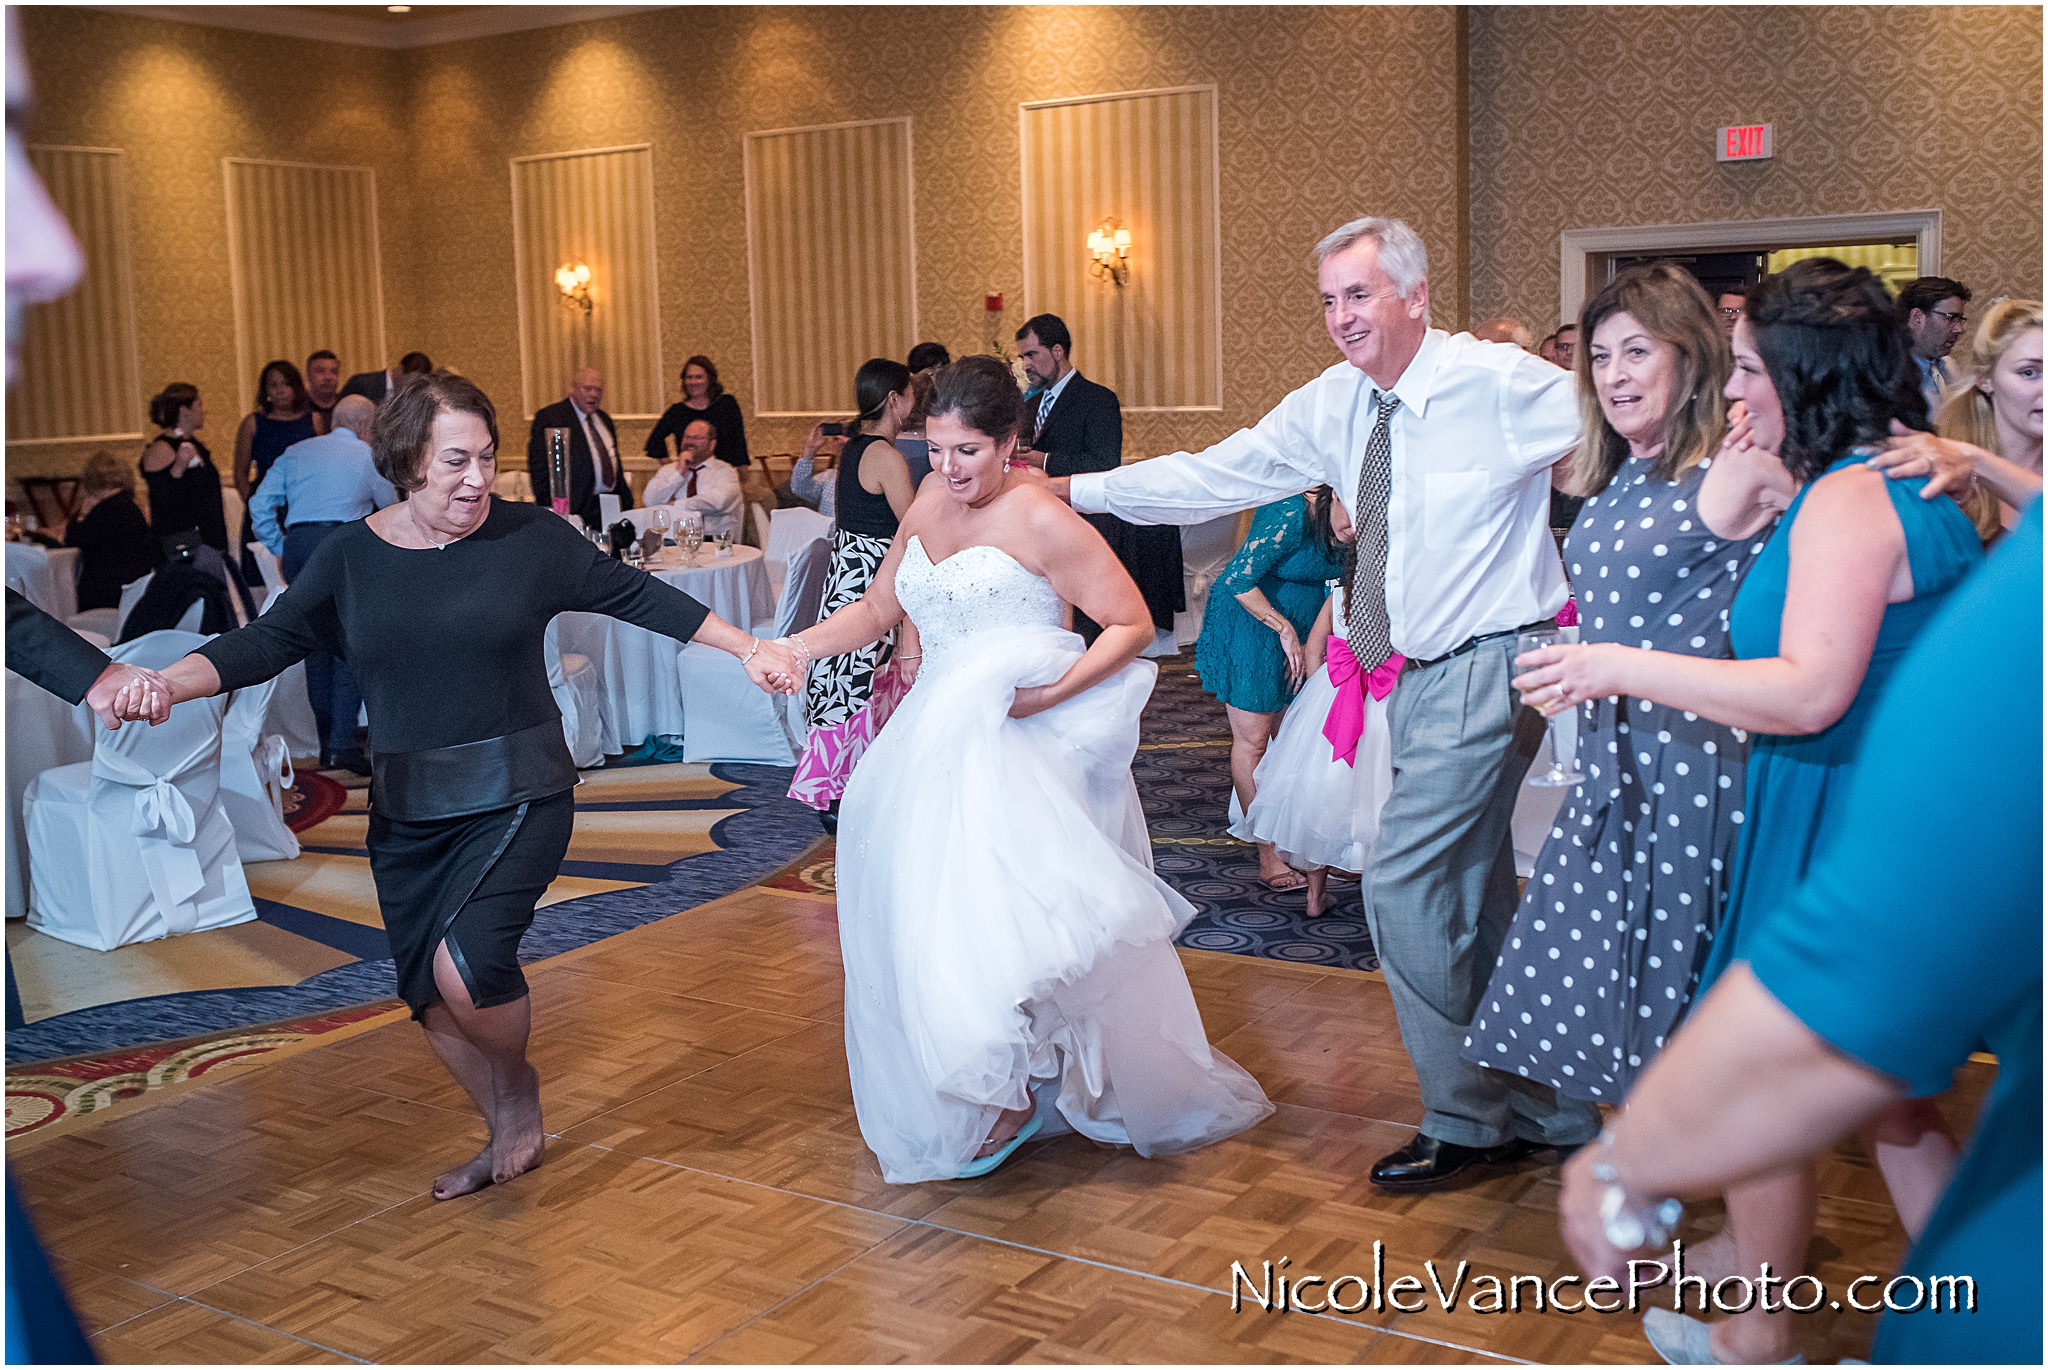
[1471, 5, 2043, 334]
[224, 159, 386, 397]
[512, 144, 663, 419]
[8, 148, 143, 445]
[1022, 87, 1221, 411]
[745, 119, 915, 417]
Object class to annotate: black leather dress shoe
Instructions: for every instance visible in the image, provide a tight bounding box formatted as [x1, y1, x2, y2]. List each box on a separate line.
[1369, 1132, 1523, 1190]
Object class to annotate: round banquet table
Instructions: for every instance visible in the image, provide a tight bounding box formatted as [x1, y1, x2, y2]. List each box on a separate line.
[554, 543, 776, 753]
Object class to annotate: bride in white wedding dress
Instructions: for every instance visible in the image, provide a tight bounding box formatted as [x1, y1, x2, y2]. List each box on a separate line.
[761, 356, 1273, 1183]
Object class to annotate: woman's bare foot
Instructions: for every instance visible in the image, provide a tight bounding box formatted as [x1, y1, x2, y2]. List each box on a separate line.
[974, 1104, 1036, 1158]
[1305, 868, 1333, 916]
[490, 1064, 546, 1185]
[433, 1145, 496, 1201]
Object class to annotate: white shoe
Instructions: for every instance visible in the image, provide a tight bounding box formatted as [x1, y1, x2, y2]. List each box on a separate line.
[1642, 1308, 1807, 1365]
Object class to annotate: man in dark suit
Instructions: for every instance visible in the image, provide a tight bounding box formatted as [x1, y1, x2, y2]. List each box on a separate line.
[1015, 313, 1183, 644]
[338, 350, 433, 406]
[527, 366, 636, 529]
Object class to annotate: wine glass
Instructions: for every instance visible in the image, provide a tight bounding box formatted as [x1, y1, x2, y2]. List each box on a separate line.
[681, 513, 704, 563]
[1518, 626, 1584, 788]
[651, 506, 673, 548]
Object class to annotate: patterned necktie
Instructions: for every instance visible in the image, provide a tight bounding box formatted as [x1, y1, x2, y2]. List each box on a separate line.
[1036, 388, 1056, 437]
[1346, 392, 1399, 671]
[586, 413, 616, 490]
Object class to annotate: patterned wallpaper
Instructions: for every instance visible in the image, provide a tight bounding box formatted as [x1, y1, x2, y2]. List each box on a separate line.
[1470, 5, 2044, 335]
[12, 7, 418, 480]
[397, 5, 1465, 471]
[13, 6, 2040, 484]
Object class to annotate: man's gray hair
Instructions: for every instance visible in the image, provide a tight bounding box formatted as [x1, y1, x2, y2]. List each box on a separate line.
[331, 394, 376, 439]
[1313, 217, 1429, 298]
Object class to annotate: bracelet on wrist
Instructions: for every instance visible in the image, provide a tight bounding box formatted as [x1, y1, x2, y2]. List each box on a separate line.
[1589, 1129, 1684, 1251]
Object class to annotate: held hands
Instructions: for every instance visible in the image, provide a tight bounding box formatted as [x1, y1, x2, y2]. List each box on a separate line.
[743, 637, 803, 696]
[1867, 420, 1981, 502]
[1512, 642, 1617, 718]
[87, 662, 173, 728]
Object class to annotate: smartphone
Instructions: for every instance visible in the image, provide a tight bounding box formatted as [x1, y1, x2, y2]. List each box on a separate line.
[821, 422, 845, 436]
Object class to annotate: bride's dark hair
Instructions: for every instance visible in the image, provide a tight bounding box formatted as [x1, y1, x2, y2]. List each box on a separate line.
[1305, 485, 1357, 585]
[928, 355, 1024, 444]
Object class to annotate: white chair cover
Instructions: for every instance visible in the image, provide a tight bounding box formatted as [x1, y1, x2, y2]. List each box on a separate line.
[5, 542, 79, 620]
[764, 505, 831, 601]
[1174, 512, 1247, 646]
[65, 607, 120, 642]
[248, 542, 288, 608]
[113, 572, 151, 639]
[5, 669, 96, 919]
[545, 616, 608, 767]
[221, 486, 246, 561]
[492, 470, 534, 502]
[25, 629, 254, 950]
[676, 536, 832, 764]
[219, 675, 300, 862]
[748, 501, 771, 551]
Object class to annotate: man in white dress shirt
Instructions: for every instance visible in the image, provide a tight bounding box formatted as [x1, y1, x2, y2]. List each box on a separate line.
[642, 417, 742, 541]
[1044, 216, 1602, 1189]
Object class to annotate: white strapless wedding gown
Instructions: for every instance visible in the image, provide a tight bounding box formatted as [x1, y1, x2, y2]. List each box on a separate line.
[838, 536, 1274, 1183]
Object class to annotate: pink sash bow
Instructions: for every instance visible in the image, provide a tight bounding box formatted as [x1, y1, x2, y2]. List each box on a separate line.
[1321, 637, 1404, 767]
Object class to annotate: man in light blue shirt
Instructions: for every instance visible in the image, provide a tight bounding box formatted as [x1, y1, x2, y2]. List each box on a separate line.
[249, 395, 393, 557]
[250, 394, 393, 771]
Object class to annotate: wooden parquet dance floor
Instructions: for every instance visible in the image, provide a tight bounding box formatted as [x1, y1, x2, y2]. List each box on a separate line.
[10, 853, 1989, 1364]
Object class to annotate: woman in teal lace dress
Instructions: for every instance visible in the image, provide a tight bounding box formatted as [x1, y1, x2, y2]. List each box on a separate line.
[1194, 491, 1345, 888]
[1515, 259, 1984, 1366]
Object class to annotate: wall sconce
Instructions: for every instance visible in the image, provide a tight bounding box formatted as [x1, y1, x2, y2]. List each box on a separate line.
[1087, 221, 1131, 288]
[554, 262, 593, 316]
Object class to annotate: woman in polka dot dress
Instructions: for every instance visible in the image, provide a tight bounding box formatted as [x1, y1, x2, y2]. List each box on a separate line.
[1464, 265, 1762, 1102]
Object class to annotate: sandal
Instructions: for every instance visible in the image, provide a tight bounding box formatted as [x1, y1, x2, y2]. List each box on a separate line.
[957, 1114, 1044, 1179]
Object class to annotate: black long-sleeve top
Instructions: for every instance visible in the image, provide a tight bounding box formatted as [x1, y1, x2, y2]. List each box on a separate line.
[7, 588, 110, 704]
[644, 393, 749, 468]
[197, 499, 710, 756]
[65, 489, 157, 610]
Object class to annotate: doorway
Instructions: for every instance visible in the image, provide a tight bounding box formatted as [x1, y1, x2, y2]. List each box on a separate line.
[1557, 210, 1941, 324]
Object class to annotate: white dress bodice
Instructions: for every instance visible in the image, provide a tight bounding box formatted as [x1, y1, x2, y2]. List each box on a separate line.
[896, 535, 1067, 675]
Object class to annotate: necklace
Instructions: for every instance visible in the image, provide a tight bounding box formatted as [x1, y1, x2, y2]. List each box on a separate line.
[409, 504, 450, 550]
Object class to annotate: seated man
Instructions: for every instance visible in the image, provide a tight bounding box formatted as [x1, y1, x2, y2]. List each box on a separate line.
[643, 417, 743, 541]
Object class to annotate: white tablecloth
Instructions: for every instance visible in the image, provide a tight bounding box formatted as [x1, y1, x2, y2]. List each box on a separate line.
[556, 544, 776, 751]
[5, 542, 79, 622]
[6, 669, 96, 917]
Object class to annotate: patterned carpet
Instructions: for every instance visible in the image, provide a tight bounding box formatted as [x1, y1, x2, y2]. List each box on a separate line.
[5, 759, 819, 1067]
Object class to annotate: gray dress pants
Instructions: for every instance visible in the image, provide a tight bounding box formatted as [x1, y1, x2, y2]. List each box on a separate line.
[1363, 634, 1603, 1149]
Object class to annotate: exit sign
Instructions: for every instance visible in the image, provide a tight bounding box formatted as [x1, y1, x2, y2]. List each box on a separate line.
[1717, 124, 1774, 161]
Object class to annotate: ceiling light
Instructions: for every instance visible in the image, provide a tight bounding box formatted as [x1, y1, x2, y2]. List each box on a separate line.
[388, 5, 411, 12]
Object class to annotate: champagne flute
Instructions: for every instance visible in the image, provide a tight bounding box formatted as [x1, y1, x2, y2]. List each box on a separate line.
[1519, 626, 1584, 788]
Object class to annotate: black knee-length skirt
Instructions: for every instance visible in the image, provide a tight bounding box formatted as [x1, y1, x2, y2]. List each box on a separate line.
[367, 788, 576, 1017]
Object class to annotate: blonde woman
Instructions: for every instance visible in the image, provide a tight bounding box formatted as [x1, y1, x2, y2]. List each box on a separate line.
[1939, 298, 2043, 541]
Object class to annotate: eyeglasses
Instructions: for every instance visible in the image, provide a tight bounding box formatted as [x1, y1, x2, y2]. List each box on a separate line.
[1718, 307, 1745, 320]
[1930, 308, 1968, 328]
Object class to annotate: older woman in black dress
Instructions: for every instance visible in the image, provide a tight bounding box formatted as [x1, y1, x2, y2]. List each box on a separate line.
[114, 373, 798, 1199]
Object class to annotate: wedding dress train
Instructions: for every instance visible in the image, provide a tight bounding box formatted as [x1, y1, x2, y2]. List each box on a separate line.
[837, 535, 1273, 1183]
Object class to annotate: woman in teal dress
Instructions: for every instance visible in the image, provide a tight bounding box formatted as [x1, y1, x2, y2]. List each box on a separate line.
[1515, 258, 1983, 1366]
[1194, 491, 1345, 888]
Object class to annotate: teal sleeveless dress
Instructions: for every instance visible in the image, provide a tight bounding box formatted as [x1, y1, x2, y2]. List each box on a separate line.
[1699, 452, 1983, 991]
